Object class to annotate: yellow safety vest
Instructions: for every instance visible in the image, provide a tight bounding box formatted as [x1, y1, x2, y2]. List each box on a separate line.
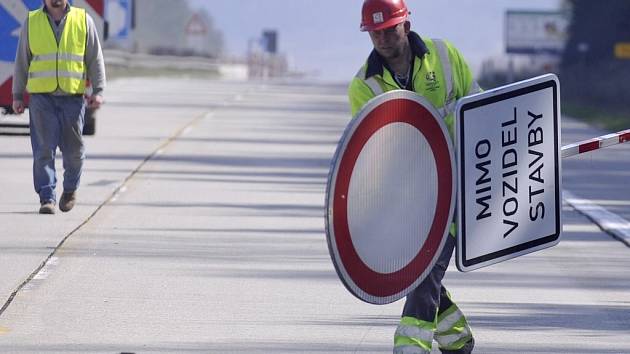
[27, 7, 87, 94]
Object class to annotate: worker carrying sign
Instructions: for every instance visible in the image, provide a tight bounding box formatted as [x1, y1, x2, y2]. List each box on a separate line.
[327, 2, 630, 354]
[328, 1, 480, 352]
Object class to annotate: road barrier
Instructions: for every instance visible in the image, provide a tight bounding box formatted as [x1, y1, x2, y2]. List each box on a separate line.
[561, 129, 630, 158]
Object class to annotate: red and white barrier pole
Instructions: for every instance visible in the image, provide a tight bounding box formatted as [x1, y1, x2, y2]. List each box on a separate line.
[561, 129, 630, 158]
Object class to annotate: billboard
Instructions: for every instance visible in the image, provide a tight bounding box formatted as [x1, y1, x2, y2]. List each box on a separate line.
[506, 11, 569, 55]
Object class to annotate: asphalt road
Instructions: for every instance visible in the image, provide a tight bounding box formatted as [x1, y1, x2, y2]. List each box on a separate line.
[0, 78, 628, 353]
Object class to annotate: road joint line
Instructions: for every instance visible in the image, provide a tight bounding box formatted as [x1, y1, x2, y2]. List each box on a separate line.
[0, 92, 247, 318]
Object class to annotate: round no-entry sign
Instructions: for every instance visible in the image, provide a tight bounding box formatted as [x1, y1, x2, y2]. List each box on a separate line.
[326, 90, 456, 304]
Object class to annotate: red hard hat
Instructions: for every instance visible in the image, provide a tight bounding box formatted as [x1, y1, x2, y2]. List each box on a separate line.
[360, 0, 409, 32]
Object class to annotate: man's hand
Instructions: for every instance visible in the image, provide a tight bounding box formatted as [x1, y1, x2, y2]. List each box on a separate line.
[12, 100, 25, 114]
[87, 94, 104, 109]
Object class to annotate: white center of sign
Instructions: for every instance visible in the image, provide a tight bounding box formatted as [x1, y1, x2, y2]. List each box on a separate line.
[347, 122, 438, 274]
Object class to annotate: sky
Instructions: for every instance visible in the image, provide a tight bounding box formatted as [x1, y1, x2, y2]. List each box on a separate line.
[188, 0, 562, 83]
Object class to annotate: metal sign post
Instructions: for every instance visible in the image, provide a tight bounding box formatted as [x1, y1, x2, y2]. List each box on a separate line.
[455, 74, 562, 272]
[326, 91, 455, 304]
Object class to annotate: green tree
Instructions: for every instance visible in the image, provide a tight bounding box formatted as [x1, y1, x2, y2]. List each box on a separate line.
[561, 0, 630, 110]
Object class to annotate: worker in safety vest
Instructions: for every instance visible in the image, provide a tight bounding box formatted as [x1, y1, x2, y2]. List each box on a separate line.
[348, 0, 480, 353]
[12, 0, 105, 214]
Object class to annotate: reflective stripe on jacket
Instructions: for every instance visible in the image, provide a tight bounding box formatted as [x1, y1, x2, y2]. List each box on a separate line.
[27, 7, 87, 94]
[348, 33, 481, 138]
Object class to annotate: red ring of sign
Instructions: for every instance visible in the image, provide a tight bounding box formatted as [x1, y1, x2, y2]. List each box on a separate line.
[333, 98, 453, 297]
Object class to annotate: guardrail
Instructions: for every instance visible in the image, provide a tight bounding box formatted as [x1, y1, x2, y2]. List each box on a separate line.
[104, 49, 248, 80]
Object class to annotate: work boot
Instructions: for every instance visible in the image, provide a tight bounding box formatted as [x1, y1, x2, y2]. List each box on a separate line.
[59, 191, 77, 212]
[441, 338, 474, 354]
[39, 201, 56, 214]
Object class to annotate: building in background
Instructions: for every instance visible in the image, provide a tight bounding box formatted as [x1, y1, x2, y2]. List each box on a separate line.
[132, 0, 223, 57]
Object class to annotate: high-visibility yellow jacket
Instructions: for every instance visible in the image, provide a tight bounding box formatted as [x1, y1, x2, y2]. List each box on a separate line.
[26, 6, 87, 94]
[348, 31, 481, 138]
[348, 32, 481, 237]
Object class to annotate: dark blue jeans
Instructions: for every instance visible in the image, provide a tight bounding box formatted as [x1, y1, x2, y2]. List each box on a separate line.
[29, 94, 85, 203]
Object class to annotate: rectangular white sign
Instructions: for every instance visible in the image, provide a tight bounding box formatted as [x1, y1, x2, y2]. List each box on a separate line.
[506, 11, 569, 55]
[455, 74, 562, 272]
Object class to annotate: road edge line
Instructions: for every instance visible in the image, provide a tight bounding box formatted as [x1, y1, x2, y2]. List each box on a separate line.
[0, 109, 211, 318]
[564, 190, 630, 247]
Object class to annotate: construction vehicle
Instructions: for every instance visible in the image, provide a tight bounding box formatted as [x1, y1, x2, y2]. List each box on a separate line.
[1, 0, 133, 135]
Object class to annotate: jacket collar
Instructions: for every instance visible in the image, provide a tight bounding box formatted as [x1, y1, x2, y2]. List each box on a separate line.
[43, 3, 71, 14]
[365, 31, 428, 79]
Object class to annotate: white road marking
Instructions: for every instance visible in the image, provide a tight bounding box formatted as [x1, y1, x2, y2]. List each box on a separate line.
[562, 223, 601, 233]
[564, 190, 630, 246]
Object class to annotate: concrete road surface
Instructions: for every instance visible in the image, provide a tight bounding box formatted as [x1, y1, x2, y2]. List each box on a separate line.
[0, 78, 629, 353]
